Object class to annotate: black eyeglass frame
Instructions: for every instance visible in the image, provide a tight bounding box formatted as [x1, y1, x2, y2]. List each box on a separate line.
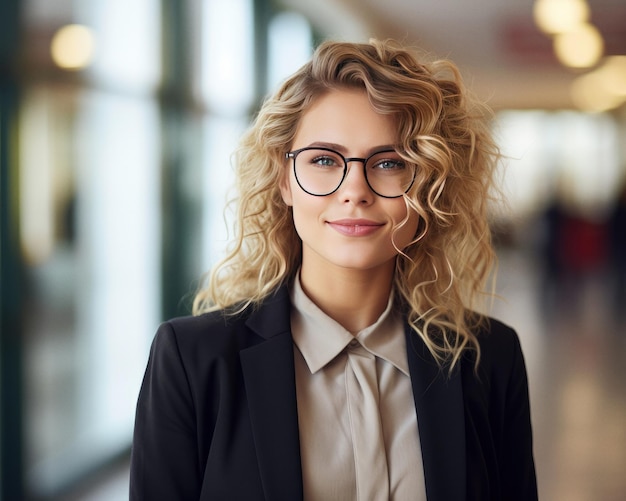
[285, 146, 416, 199]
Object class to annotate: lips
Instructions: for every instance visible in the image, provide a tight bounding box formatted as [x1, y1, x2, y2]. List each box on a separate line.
[326, 218, 384, 236]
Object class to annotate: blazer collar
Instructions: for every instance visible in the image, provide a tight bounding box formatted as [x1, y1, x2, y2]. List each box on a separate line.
[240, 286, 304, 500]
[405, 325, 467, 501]
[244, 286, 293, 340]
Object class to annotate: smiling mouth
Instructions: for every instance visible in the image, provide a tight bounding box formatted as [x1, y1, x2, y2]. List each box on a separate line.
[327, 220, 384, 236]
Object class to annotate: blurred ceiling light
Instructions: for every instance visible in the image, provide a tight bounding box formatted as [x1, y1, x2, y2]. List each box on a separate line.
[598, 56, 626, 96]
[533, 0, 590, 34]
[570, 71, 624, 112]
[553, 22, 604, 68]
[50, 24, 96, 70]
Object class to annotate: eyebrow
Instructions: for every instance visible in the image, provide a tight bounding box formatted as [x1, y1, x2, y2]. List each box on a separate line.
[305, 141, 398, 155]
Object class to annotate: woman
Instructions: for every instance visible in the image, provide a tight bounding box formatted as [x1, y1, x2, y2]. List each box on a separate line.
[130, 39, 537, 500]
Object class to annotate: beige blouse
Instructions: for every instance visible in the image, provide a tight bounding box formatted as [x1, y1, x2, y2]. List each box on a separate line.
[290, 276, 427, 501]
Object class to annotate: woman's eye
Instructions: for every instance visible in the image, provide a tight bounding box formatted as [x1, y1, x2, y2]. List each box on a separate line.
[374, 159, 405, 170]
[312, 156, 339, 167]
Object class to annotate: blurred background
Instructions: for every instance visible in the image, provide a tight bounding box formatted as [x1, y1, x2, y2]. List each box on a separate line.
[1, 0, 625, 499]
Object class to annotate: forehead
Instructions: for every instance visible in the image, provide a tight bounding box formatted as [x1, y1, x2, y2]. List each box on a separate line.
[293, 89, 397, 151]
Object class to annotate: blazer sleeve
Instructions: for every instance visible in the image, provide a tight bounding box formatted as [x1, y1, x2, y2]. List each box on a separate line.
[500, 330, 538, 501]
[130, 322, 202, 501]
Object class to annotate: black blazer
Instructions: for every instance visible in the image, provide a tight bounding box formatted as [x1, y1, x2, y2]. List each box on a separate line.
[130, 286, 537, 500]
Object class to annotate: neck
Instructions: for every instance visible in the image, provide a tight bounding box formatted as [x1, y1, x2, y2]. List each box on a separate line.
[299, 263, 395, 334]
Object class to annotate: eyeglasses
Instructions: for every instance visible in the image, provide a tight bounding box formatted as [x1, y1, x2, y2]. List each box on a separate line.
[285, 147, 416, 198]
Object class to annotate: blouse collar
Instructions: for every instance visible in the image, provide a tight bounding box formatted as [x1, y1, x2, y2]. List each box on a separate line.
[290, 272, 409, 376]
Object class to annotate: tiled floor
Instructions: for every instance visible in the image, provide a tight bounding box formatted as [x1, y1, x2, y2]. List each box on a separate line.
[73, 249, 626, 500]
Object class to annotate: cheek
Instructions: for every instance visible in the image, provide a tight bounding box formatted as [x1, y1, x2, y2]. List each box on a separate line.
[289, 190, 322, 235]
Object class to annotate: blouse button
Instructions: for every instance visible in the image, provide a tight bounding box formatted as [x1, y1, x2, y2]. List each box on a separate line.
[349, 339, 359, 347]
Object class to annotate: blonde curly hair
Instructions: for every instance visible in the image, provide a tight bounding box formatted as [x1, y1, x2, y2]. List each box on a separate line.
[193, 38, 501, 370]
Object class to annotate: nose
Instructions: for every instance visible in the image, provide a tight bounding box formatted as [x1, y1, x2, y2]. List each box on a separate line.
[339, 159, 374, 204]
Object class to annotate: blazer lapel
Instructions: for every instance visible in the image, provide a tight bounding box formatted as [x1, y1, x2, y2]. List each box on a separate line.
[405, 327, 467, 501]
[240, 288, 304, 500]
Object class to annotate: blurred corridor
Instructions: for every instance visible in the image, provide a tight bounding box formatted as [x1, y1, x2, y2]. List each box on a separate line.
[1, 0, 626, 500]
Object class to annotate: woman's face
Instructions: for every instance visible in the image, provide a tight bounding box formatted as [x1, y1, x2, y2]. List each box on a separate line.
[280, 88, 419, 277]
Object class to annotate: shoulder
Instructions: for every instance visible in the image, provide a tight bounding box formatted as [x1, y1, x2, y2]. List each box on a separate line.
[151, 307, 258, 361]
[166, 308, 252, 339]
[140, 307, 265, 400]
[150, 286, 293, 363]
[465, 315, 530, 394]
[475, 316, 523, 364]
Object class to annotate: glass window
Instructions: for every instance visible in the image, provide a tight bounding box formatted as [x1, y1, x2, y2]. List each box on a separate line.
[19, 0, 162, 496]
[201, 116, 247, 270]
[197, 0, 256, 271]
[15, 0, 294, 496]
[200, 0, 254, 116]
[267, 11, 313, 93]
[80, 0, 161, 92]
[21, 85, 161, 497]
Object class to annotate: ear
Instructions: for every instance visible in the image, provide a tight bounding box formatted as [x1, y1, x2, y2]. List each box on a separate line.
[279, 169, 293, 206]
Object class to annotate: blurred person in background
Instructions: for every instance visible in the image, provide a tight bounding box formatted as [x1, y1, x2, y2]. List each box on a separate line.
[130, 39, 537, 500]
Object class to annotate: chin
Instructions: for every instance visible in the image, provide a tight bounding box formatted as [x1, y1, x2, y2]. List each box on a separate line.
[330, 256, 396, 272]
